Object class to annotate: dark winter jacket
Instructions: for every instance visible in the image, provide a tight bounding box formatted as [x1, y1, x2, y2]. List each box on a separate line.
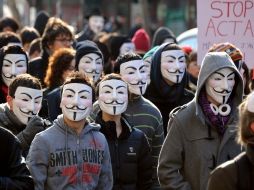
[96, 112, 153, 190]
[44, 87, 62, 122]
[0, 103, 49, 157]
[90, 96, 164, 189]
[145, 42, 194, 134]
[0, 126, 34, 190]
[76, 25, 95, 42]
[0, 103, 26, 138]
[207, 144, 254, 190]
[28, 50, 49, 87]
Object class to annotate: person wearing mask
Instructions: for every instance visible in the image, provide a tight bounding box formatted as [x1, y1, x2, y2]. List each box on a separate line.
[0, 74, 47, 157]
[27, 71, 113, 190]
[158, 52, 243, 190]
[0, 45, 28, 103]
[145, 43, 194, 135]
[95, 73, 152, 189]
[91, 53, 164, 189]
[76, 8, 105, 42]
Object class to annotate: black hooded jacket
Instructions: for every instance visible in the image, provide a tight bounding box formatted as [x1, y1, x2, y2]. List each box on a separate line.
[145, 43, 194, 135]
[95, 112, 153, 190]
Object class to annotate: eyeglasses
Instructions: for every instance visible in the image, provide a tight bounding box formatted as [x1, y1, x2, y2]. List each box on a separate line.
[55, 38, 73, 44]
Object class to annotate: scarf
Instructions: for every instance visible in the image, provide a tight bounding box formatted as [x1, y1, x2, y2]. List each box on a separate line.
[198, 89, 231, 135]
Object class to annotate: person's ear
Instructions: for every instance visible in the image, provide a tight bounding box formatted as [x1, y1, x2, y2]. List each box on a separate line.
[250, 122, 254, 133]
[6, 95, 14, 110]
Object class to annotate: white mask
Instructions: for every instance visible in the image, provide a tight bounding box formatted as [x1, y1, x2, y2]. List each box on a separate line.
[78, 53, 103, 83]
[2, 54, 27, 86]
[89, 16, 104, 34]
[143, 56, 152, 85]
[120, 60, 147, 95]
[98, 79, 128, 115]
[161, 50, 186, 84]
[205, 68, 235, 104]
[12, 87, 42, 125]
[120, 42, 136, 55]
[60, 83, 93, 121]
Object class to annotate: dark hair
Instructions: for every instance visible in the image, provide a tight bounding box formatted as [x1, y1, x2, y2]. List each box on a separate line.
[28, 38, 41, 57]
[95, 73, 126, 98]
[114, 52, 142, 73]
[186, 50, 197, 68]
[8, 73, 42, 97]
[34, 10, 50, 36]
[41, 17, 74, 50]
[0, 31, 21, 49]
[20, 26, 40, 46]
[44, 48, 75, 89]
[0, 17, 19, 32]
[61, 71, 94, 101]
[241, 62, 251, 95]
[0, 45, 28, 84]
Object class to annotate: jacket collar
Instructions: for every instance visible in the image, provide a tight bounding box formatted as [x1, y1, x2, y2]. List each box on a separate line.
[96, 111, 132, 140]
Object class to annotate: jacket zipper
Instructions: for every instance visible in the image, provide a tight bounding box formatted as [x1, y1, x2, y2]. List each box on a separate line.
[115, 140, 120, 184]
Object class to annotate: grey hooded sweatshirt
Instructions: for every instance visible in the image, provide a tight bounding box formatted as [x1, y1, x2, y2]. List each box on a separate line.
[26, 115, 113, 190]
[158, 52, 244, 190]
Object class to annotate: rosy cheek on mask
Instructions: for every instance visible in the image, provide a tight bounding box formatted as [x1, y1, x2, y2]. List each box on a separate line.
[121, 75, 132, 83]
[99, 94, 107, 101]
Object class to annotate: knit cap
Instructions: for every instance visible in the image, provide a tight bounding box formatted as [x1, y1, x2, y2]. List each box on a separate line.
[75, 40, 103, 70]
[143, 46, 159, 61]
[132, 28, 150, 56]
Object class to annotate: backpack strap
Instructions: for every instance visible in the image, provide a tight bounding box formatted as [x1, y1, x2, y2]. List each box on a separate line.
[235, 152, 252, 190]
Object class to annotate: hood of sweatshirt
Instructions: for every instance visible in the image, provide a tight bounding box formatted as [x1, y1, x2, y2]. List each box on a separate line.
[54, 114, 101, 136]
[195, 52, 243, 123]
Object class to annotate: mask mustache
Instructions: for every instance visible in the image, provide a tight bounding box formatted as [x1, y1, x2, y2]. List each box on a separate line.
[85, 70, 100, 74]
[168, 69, 184, 74]
[104, 100, 125, 105]
[19, 109, 37, 116]
[65, 105, 87, 111]
[214, 89, 232, 94]
[3, 73, 16, 79]
[129, 80, 147, 85]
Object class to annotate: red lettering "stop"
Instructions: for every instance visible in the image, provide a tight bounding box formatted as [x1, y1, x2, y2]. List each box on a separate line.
[211, 0, 254, 18]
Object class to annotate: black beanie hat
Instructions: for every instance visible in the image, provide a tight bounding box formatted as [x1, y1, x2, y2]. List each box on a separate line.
[75, 40, 103, 70]
[109, 35, 131, 61]
[85, 8, 102, 19]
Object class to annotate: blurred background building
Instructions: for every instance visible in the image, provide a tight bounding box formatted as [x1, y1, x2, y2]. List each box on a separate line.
[0, 0, 197, 36]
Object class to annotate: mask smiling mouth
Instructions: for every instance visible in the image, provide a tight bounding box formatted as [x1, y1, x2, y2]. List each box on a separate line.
[213, 89, 232, 94]
[19, 109, 37, 116]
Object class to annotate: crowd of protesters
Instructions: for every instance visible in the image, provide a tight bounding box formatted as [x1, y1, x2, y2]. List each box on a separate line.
[0, 6, 254, 190]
